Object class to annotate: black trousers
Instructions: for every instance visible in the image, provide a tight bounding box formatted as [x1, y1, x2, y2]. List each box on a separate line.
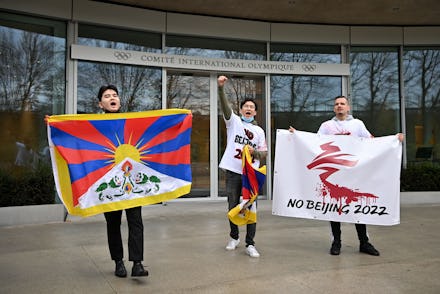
[104, 206, 144, 261]
[330, 221, 369, 243]
[226, 170, 256, 246]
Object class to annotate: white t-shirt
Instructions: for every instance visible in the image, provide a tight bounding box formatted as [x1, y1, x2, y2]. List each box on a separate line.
[219, 113, 267, 174]
[317, 115, 372, 138]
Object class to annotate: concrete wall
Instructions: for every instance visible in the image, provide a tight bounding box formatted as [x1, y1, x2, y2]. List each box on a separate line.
[400, 191, 440, 205]
[0, 204, 66, 227]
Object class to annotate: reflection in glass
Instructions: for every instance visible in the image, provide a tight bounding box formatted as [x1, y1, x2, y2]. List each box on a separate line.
[77, 61, 162, 113]
[350, 47, 400, 137]
[0, 12, 66, 206]
[270, 45, 342, 171]
[77, 25, 163, 113]
[404, 48, 440, 163]
[271, 75, 341, 132]
[167, 73, 210, 197]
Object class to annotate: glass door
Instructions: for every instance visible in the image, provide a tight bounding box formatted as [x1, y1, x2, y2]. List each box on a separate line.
[166, 72, 267, 199]
[167, 71, 211, 197]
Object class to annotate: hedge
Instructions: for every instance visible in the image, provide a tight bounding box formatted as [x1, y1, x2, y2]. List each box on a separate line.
[0, 164, 55, 207]
[400, 164, 440, 191]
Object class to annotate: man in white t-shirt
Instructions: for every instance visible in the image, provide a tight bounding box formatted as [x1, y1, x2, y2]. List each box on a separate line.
[218, 75, 267, 258]
[290, 95, 404, 256]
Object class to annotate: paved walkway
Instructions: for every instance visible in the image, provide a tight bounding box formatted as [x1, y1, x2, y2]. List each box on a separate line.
[1, 196, 439, 293]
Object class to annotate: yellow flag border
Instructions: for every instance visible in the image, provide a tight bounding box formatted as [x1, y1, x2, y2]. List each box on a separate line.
[47, 108, 191, 123]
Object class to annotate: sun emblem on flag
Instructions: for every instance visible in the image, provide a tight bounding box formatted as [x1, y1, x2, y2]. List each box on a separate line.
[92, 135, 164, 201]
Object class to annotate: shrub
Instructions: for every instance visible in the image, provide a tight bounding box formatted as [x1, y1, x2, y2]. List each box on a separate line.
[401, 164, 440, 191]
[0, 163, 55, 207]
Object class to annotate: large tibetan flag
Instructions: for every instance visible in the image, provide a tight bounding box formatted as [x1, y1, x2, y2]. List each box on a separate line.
[272, 129, 402, 226]
[47, 109, 192, 217]
[228, 145, 266, 226]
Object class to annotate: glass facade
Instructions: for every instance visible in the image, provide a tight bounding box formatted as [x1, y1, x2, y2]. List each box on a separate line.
[167, 72, 211, 197]
[270, 44, 342, 131]
[77, 24, 162, 113]
[403, 47, 440, 163]
[0, 12, 66, 206]
[350, 47, 401, 137]
[0, 9, 439, 208]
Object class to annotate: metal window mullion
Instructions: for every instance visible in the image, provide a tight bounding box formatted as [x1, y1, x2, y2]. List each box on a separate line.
[210, 73, 219, 199]
[66, 21, 78, 114]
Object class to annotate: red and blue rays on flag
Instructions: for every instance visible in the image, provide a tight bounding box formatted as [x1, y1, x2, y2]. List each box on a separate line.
[47, 109, 192, 217]
[228, 145, 266, 225]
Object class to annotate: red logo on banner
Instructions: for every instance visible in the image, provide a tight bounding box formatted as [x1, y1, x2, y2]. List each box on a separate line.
[306, 142, 378, 213]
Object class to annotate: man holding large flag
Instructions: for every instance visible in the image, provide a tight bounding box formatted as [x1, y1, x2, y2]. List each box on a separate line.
[218, 76, 267, 258]
[47, 85, 192, 278]
[289, 95, 404, 256]
[96, 85, 148, 277]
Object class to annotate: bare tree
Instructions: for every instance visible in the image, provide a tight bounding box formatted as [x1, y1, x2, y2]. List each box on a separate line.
[404, 49, 440, 145]
[350, 51, 399, 134]
[0, 30, 56, 111]
[270, 51, 339, 126]
[166, 74, 209, 115]
[77, 41, 161, 113]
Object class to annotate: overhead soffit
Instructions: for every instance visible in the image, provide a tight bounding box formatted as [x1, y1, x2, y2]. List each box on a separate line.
[97, 0, 440, 26]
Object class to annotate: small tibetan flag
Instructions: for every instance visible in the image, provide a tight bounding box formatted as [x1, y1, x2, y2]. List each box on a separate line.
[47, 109, 192, 217]
[228, 145, 266, 225]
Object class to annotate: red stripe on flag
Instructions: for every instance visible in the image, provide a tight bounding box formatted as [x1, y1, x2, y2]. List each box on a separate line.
[143, 145, 190, 165]
[56, 146, 111, 164]
[51, 121, 110, 146]
[243, 160, 258, 200]
[123, 117, 158, 146]
[71, 166, 109, 206]
[139, 115, 192, 152]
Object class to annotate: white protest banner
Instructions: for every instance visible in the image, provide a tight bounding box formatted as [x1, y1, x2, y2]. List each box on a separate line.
[272, 130, 402, 225]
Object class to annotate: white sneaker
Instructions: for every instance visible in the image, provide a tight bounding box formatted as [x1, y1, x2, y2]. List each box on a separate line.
[246, 245, 260, 257]
[226, 238, 240, 250]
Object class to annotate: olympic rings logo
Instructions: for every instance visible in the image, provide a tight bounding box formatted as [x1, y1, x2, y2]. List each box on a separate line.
[302, 64, 317, 72]
[114, 51, 132, 60]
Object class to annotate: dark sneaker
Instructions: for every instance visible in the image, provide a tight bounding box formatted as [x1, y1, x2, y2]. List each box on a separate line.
[114, 260, 127, 278]
[360, 242, 380, 256]
[330, 240, 341, 255]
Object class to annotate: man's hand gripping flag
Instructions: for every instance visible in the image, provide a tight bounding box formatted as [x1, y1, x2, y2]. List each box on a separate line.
[228, 145, 266, 226]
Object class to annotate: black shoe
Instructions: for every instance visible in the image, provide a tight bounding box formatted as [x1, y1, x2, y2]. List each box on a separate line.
[114, 260, 127, 277]
[330, 240, 341, 255]
[131, 261, 149, 277]
[360, 242, 380, 256]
